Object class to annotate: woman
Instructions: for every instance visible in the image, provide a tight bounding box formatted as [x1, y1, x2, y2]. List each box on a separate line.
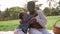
[27, 1, 50, 34]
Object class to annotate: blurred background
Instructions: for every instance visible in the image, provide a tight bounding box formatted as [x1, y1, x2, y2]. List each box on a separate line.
[0, 0, 60, 31]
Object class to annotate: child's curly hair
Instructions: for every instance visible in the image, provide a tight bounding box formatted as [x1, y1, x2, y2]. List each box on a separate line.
[19, 12, 24, 19]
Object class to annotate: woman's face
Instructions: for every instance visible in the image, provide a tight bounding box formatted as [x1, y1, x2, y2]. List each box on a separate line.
[27, 1, 35, 13]
[27, 3, 35, 12]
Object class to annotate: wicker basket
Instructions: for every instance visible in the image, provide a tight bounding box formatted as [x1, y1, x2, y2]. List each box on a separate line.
[53, 19, 60, 34]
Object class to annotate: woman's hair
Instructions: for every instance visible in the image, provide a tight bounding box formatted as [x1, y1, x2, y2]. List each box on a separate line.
[27, 1, 35, 8]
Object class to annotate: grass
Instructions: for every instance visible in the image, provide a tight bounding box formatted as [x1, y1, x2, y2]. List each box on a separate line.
[0, 16, 60, 31]
[0, 20, 19, 31]
[46, 16, 60, 30]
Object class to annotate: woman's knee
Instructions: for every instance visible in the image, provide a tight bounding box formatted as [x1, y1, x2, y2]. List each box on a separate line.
[39, 29, 50, 34]
[29, 28, 43, 34]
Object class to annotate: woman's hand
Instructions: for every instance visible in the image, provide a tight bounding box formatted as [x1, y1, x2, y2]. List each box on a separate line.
[29, 18, 36, 24]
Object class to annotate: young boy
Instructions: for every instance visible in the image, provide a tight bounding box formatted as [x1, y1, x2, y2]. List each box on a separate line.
[14, 12, 37, 34]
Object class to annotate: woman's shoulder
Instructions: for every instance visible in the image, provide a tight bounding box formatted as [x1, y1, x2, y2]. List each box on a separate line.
[36, 10, 43, 14]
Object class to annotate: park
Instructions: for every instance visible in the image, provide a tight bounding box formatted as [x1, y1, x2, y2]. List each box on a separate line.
[0, 0, 60, 34]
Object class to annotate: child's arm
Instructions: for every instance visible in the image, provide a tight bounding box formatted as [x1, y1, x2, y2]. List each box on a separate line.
[20, 19, 25, 24]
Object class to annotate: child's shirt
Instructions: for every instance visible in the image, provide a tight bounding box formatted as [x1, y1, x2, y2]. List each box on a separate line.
[16, 16, 30, 34]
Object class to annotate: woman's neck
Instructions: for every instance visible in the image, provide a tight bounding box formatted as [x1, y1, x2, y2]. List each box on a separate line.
[30, 10, 36, 15]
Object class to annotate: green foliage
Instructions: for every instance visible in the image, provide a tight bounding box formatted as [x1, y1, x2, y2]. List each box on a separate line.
[0, 7, 27, 20]
[0, 11, 1, 18]
[56, 6, 60, 15]
[43, 7, 52, 16]
[43, 7, 59, 16]
[51, 8, 59, 16]
[0, 6, 60, 20]
[5, 7, 22, 18]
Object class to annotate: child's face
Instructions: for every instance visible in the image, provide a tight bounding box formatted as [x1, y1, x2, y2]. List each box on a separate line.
[22, 12, 28, 18]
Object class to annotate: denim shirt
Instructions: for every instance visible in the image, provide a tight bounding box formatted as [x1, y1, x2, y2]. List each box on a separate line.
[17, 16, 30, 34]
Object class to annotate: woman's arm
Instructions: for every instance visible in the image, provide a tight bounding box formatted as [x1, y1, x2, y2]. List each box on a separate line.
[35, 10, 47, 27]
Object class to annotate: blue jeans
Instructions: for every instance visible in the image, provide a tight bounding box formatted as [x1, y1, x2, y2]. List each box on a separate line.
[29, 28, 50, 34]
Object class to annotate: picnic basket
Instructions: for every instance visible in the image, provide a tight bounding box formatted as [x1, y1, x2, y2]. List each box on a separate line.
[53, 19, 60, 34]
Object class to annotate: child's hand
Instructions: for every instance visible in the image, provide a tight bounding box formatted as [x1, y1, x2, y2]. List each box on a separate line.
[20, 19, 25, 24]
[14, 32, 18, 34]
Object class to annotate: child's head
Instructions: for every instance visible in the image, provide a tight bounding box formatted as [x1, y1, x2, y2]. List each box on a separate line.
[19, 12, 28, 19]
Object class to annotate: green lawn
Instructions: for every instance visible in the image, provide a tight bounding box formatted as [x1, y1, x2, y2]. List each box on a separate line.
[0, 16, 60, 31]
[0, 20, 19, 31]
[46, 16, 60, 30]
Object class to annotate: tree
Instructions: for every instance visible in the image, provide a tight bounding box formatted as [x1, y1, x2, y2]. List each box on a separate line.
[58, 0, 60, 15]
[47, 0, 55, 8]
[5, 8, 10, 17]
[4, 7, 27, 19]
[56, 0, 60, 15]
[0, 11, 1, 17]
[43, 7, 52, 16]
[51, 8, 59, 15]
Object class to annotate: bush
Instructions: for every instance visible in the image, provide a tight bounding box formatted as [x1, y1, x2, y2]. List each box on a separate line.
[43, 7, 59, 16]
[43, 7, 52, 16]
[0, 7, 27, 21]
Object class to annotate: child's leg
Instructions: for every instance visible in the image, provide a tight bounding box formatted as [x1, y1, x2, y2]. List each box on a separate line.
[14, 29, 25, 34]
